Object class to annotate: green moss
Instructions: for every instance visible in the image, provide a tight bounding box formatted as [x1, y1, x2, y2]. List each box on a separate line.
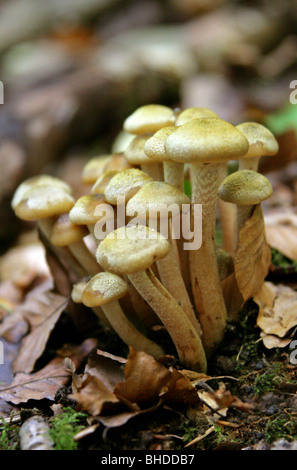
[265, 415, 297, 444]
[49, 407, 88, 450]
[0, 418, 20, 450]
[253, 362, 284, 396]
[271, 248, 297, 272]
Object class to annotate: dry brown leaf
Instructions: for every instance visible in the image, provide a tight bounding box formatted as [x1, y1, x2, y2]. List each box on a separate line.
[235, 205, 271, 301]
[114, 348, 200, 407]
[260, 332, 294, 349]
[12, 291, 69, 373]
[254, 282, 297, 339]
[70, 374, 121, 417]
[0, 338, 96, 405]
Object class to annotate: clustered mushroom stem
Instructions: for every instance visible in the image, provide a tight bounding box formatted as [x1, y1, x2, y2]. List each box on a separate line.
[38, 219, 88, 278]
[68, 240, 101, 276]
[238, 156, 260, 172]
[156, 219, 202, 337]
[98, 300, 164, 360]
[190, 162, 227, 354]
[141, 162, 163, 181]
[217, 164, 237, 254]
[163, 161, 184, 192]
[163, 161, 191, 290]
[128, 268, 207, 373]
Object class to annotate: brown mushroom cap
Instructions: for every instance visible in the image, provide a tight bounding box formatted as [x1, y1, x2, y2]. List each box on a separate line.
[124, 134, 154, 166]
[165, 118, 249, 164]
[11, 175, 72, 210]
[236, 122, 279, 158]
[82, 272, 128, 307]
[81, 155, 112, 185]
[96, 225, 170, 275]
[175, 107, 219, 126]
[144, 126, 176, 162]
[104, 168, 153, 205]
[69, 194, 107, 225]
[50, 213, 88, 247]
[126, 181, 190, 219]
[123, 104, 176, 135]
[218, 169, 273, 206]
[14, 185, 75, 221]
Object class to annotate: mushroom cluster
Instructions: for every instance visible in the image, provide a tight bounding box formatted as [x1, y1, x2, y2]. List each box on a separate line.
[11, 104, 278, 373]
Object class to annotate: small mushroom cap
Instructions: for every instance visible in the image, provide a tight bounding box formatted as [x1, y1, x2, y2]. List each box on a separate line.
[165, 118, 249, 164]
[92, 170, 119, 195]
[82, 272, 128, 307]
[82, 153, 132, 185]
[104, 168, 153, 205]
[124, 134, 154, 166]
[14, 185, 74, 221]
[218, 169, 273, 205]
[81, 155, 112, 185]
[236, 122, 279, 158]
[11, 175, 71, 210]
[69, 194, 107, 225]
[144, 126, 176, 162]
[126, 181, 190, 219]
[71, 280, 88, 303]
[123, 104, 176, 135]
[50, 213, 88, 246]
[96, 225, 170, 275]
[175, 107, 219, 126]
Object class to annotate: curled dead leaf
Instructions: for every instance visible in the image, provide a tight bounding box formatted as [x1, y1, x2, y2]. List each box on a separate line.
[235, 205, 271, 301]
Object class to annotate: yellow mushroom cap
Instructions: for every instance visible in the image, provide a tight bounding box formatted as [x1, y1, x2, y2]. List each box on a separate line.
[71, 280, 88, 303]
[50, 213, 88, 246]
[81, 155, 112, 185]
[123, 104, 176, 135]
[14, 185, 74, 221]
[236, 122, 279, 158]
[144, 126, 176, 162]
[69, 194, 107, 225]
[96, 225, 170, 275]
[165, 118, 249, 164]
[175, 107, 219, 126]
[126, 181, 190, 219]
[124, 134, 154, 166]
[11, 175, 72, 210]
[104, 168, 153, 205]
[82, 272, 128, 307]
[218, 170, 273, 206]
[92, 170, 119, 195]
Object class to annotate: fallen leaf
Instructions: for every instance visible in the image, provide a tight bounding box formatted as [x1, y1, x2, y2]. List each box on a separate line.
[235, 204, 271, 301]
[0, 338, 96, 405]
[254, 282, 297, 339]
[114, 348, 200, 407]
[260, 332, 294, 349]
[13, 291, 69, 373]
[265, 218, 297, 263]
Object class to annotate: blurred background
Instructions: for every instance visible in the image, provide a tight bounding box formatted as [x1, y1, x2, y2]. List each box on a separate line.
[0, 0, 297, 248]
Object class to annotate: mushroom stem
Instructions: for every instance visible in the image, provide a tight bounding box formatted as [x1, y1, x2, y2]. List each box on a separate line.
[237, 205, 254, 234]
[156, 219, 202, 337]
[128, 268, 207, 372]
[141, 162, 163, 181]
[217, 164, 237, 254]
[190, 162, 227, 354]
[163, 161, 184, 192]
[38, 219, 88, 278]
[68, 241, 101, 276]
[238, 156, 260, 172]
[98, 299, 164, 359]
